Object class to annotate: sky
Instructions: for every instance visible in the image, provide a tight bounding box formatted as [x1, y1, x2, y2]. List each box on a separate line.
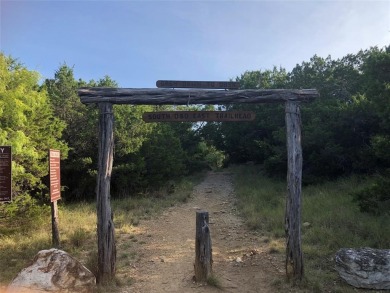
[1, 0, 389, 88]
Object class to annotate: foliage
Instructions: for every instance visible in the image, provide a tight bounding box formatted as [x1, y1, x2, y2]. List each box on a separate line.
[0, 53, 68, 218]
[352, 173, 390, 215]
[44, 65, 157, 200]
[215, 68, 289, 167]
[215, 47, 390, 183]
[3, 45, 390, 211]
[110, 104, 156, 195]
[199, 141, 226, 170]
[44, 64, 99, 200]
[113, 104, 155, 157]
[0, 194, 51, 237]
[141, 123, 187, 188]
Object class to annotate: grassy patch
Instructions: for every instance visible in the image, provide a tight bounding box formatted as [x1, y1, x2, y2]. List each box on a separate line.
[207, 274, 222, 288]
[233, 165, 285, 236]
[0, 174, 202, 287]
[232, 165, 390, 292]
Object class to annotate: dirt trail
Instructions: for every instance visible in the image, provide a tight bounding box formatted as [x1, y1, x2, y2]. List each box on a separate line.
[120, 171, 284, 293]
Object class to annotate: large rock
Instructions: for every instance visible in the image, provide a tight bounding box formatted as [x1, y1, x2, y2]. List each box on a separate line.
[7, 248, 96, 293]
[335, 247, 390, 289]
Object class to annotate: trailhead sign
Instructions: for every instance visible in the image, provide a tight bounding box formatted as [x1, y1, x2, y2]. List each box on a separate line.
[143, 111, 255, 122]
[151, 80, 252, 123]
[0, 146, 12, 202]
[49, 149, 61, 202]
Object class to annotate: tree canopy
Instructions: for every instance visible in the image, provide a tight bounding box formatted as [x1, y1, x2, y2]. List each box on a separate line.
[1, 46, 389, 214]
[0, 54, 68, 216]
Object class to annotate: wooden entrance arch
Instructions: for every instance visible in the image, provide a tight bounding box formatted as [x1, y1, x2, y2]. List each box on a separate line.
[78, 87, 319, 284]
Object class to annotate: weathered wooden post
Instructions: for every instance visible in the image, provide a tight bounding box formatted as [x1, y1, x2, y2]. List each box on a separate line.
[285, 100, 304, 280]
[194, 211, 212, 281]
[96, 102, 116, 284]
[51, 201, 60, 247]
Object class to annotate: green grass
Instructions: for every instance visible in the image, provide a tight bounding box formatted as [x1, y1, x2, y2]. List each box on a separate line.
[233, 165, 285, 236]
[232, 164, 390, 293]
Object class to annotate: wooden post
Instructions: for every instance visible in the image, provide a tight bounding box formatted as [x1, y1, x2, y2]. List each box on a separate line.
[51, 201, 60, 247]
[96, 102, 116, 284]
[194, 211, 212, 282]
[285, 101, 304, 280]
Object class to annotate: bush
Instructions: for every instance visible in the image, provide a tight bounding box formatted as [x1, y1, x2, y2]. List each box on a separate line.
[197, 141, 226, 170]
[352, 174, 390, 215]
[0, 193, 50, 234]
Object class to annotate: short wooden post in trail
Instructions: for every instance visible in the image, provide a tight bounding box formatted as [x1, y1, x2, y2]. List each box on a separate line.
[96, 102, 116, 284]
[194, 210, 212, 282]
[285, 101, 304, 280]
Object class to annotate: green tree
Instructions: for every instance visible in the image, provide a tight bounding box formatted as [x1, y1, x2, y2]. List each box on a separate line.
[141, 123, 186, 188]
[0, 53, 68, 216]
[216, 67, 289, 169]
[45, 65, 158, 198]
[219, 48, 389, 181]
[44, 65, 100, 200]
[362, 46, 390, 169]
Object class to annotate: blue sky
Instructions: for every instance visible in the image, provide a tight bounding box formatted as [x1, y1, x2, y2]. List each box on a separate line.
[1, 1, 389, 88]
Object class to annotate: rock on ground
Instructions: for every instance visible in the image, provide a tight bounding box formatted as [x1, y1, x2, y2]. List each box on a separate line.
[335, 247, 390, 290]
[6, 248, 96, 293]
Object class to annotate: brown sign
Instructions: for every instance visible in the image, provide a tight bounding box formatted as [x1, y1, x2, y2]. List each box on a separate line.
[49, 149, 61, 202]
[156, 80, 240, 90]
[0, 146, 12, 202]
[143, 111, 255, 122]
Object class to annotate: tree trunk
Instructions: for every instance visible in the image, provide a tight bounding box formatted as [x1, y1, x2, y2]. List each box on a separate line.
[194, 211, 212, 282]
[285, 101, 304, 280]
[96, 102, 116, 284]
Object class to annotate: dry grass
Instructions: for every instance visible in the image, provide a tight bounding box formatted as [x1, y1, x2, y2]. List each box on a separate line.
[0, 175, 202, 289]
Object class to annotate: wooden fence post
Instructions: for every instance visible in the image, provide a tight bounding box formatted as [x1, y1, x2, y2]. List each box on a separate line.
[96, 102, 116, 284]
[194, 211, 212, 281]
[285, 100, 304, 280]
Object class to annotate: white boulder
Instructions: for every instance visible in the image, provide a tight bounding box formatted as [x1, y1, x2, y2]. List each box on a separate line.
[7, 248, 96, 293]
[335, 247, 390, 290]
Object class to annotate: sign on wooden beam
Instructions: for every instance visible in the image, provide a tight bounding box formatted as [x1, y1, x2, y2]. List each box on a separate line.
[156, 80, 240, 90]
[142, 111, 255, 122]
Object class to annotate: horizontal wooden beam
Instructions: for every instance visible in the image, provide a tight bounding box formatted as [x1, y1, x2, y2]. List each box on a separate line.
[78, 88, 319, 105]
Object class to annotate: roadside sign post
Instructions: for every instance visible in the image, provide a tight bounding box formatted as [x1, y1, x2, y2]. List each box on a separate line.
[0, 146, 12, 202]
[49, 149, 61, 247]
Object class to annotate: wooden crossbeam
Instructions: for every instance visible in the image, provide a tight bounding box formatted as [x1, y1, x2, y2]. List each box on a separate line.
[78, 88, 319, 105]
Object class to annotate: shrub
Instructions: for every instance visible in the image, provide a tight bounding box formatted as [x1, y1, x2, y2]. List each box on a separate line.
[352, 174, 390, 215]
